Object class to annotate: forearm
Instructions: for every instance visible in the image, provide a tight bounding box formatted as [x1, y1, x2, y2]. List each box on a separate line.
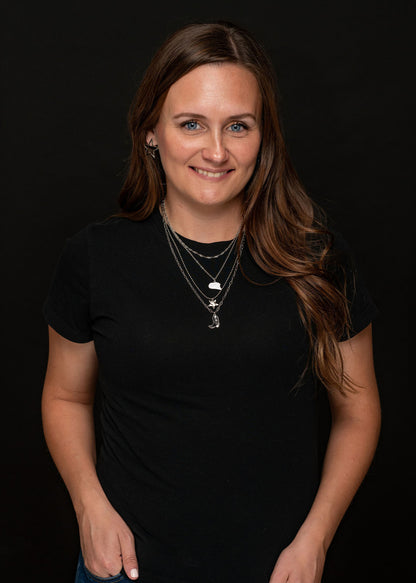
[270, 327, 380, 582]
[296, 411, 381, 551]
[41, 394, 108, 514]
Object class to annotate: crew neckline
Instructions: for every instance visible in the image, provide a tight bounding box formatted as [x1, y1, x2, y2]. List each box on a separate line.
[155, 206, 235, 250]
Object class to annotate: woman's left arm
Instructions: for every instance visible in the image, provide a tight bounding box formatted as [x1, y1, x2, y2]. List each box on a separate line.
[270, 323, 382, 583]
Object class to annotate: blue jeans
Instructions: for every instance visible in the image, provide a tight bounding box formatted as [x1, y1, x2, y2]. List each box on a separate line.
[75, 552, 130, 583]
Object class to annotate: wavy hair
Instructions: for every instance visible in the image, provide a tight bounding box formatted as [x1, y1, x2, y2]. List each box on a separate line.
[117, 21, 356, 394]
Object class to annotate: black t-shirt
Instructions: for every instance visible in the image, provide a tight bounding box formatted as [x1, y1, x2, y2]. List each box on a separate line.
[42, 209, 379, 583]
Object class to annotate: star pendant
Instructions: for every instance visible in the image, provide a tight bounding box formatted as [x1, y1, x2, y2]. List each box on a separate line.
[208, 299, 218, 309]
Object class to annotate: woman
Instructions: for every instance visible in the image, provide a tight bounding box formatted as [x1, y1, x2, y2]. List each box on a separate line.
[41, 21, 381, 583]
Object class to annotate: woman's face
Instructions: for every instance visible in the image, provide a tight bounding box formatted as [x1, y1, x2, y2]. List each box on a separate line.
[147, 63, 262, 212]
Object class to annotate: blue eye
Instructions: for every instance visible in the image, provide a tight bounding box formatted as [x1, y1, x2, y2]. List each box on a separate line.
[184, 121, 200, 130]
[229, 122, 246, 132]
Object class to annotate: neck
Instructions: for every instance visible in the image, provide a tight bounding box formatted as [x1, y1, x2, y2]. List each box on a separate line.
[161, 197, 243, 243]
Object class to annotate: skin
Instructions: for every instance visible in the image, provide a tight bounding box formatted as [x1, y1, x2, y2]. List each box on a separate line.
[269, 324, 381, 582]
[41, 63, 381, 582]
[147, 63, 262, 242]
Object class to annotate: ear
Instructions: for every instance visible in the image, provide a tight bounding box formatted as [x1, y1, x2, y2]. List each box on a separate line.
[146, 130, 157, 147]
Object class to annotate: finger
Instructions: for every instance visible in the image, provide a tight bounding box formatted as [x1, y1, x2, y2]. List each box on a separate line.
[119, 534, 139, 580]
[270, 576, 289, 583]
[269, 567, 290, 583]
[80, 537, 123, 578]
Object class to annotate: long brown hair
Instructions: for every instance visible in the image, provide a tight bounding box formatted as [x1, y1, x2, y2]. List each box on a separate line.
[117, 21, 356, 394]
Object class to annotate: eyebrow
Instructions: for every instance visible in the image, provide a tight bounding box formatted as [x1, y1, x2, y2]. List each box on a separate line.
[172, 112, 257, 122]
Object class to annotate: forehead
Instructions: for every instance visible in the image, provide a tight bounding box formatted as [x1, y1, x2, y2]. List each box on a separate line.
[161, 63, 262, 116]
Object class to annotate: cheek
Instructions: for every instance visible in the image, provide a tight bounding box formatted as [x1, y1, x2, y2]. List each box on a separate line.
[228, 133, 261, 164]
[237, 142, 261, 168]
[158, 135, 195, 167]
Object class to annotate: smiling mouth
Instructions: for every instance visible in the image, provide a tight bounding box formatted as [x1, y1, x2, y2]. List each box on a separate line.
[191, 167, 232, 178]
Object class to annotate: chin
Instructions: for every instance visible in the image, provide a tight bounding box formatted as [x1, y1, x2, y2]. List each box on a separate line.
[193, 191, 243, 208]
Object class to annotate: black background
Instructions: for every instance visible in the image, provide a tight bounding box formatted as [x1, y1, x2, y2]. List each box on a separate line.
[2, 1, 414, 581]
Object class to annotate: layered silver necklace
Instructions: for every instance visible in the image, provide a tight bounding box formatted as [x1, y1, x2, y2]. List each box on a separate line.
[160, 200, 244, 330]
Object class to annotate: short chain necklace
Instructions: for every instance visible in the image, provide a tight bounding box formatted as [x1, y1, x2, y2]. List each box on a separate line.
[161, 200, 239, 260]
[161, 201, 241, 291]
[161, 199, 240, 290]
[164, 222, 240, 301]
[160, 202, 244, 329]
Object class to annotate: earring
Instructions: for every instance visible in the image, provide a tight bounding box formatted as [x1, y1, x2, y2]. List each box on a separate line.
[144, 138, 159, 159]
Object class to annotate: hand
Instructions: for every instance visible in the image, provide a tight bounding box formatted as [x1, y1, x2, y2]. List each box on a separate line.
[269, 533, 326, 583]
[77, 494, 139, 580]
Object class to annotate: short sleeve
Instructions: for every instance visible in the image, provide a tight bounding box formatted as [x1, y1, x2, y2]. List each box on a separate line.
[329, 229, 380, 341]
[42, 227, 93, 343]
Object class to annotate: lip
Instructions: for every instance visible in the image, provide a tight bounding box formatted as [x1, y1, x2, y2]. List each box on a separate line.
[189, 166, 234, 180]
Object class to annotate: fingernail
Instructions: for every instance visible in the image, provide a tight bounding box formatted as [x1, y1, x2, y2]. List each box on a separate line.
[130, 568, 139, 579]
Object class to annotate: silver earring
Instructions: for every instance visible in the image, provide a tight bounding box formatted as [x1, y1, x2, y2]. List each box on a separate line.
[144, 138, 159, 159]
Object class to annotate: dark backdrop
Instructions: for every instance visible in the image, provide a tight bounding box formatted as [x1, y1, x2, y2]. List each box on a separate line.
[2, 1, 414, 581]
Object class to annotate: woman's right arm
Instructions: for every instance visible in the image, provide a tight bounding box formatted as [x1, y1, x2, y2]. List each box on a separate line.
[41, 326, 139, 580]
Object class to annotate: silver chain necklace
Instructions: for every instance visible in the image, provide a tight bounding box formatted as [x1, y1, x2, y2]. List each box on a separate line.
[170, 228, 238, 260]
[164, 222, 240, 301]
[160, 203, 244, 329]
[161, 200, 240, 290]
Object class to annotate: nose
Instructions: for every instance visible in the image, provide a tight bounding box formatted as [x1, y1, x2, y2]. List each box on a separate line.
[201, 130, 229, 164]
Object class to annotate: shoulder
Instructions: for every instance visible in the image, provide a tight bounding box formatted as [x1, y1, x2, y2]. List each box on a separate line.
[323, 222, 380, 337]
[84, 215, 142, 239]
[321, 218, 359, 277]
[66, 212, 160, 251]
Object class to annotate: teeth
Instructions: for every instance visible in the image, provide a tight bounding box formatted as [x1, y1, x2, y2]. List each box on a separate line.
[194, 168, 228, 178]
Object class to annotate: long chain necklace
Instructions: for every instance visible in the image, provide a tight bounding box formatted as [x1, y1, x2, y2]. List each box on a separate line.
[161, 200, 239, 290]
[164, 222, 240, 302]
[160, 202, 244, 329]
